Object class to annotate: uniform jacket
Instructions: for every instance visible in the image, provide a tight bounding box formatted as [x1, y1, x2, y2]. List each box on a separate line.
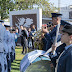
[0, 24, 6, 52]
[49, 43, 66, 67]
[7, 31, 12, 52]
[45, 26, 61, 50]
[57, 45, 72, 72]
[41, 37, 47, 51]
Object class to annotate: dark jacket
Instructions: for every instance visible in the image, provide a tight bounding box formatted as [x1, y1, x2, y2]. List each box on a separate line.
[41, 38, 47, 51]
[44, 26, 57, 50]
[49, 43, 66, 67]
[21, 30, 28, 39]
[57, 45, 72, 72]
[21, 30, 28, 45]
[45, 26, 61, 51]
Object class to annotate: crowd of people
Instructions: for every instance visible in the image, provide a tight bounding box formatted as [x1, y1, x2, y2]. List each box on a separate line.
[17, 24, 36, 54]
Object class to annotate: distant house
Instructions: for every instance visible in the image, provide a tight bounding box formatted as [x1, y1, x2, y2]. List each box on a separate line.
[60, 5, 72, 22]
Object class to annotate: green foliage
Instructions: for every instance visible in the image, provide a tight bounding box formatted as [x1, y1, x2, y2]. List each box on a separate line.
[0, 0, 14, 19]
[0, 0, 58, 20]
[15, 0, 58, 17]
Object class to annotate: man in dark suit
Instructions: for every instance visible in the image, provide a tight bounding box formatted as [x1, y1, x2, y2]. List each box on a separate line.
[42, 13, 62, 51]
[21, 27, 28, 54]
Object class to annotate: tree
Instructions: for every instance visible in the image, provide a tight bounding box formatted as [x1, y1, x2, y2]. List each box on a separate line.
[15, 0, 58, 17]
[0, 0, 15, 20]
[0, 0, 58, 20]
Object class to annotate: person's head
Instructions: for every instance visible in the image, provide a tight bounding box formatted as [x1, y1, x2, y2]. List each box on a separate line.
[51, 13, 62, 25]
[61, 24, 72, 45]
[0, 20, 4, 26]
[32, 25, 35, 29]
[4, 25, 10, 31]
[59, 20, 71, 33]
[28, 28, 31, 32]
[15, 28, 18, 33]
[2, 22, 4, 26]
[12, 29, 16, 33]
[20, 25, 23, 30]
[23, 27, 26, 30]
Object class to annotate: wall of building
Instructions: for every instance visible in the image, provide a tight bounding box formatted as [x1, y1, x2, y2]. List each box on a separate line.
[60, 5, 72, 21]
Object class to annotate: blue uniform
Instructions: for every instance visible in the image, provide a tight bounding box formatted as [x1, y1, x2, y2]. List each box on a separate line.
[3, 26, 8, 72]
[11, 33, 16, 61]
[49, 43, 66, 67]
[41, 37, 47, 51]
[57, 44, 72, 72]
[6, 31, 11, 71]
[44, 25, 61, 51]
[0, 24, 5, 72]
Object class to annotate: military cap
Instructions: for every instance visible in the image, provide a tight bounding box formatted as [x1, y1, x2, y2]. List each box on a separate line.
[51, 13, 62, 17]
[4, 25, 10, 27]
[12, 29, 15, 31]
[0, 20, 4, 24]
[0, 20, 4, 22]
[62, 24, 72, 34]
[60, 20, 71, 26]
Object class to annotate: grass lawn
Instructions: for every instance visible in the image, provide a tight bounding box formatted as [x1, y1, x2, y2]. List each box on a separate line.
[11, 46, 25, 72]
[11, 46, 33, 72]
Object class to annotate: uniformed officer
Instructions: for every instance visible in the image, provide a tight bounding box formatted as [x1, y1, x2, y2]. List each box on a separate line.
[11, 29, 16, 61]
[42, 13, 62, 51]
[1, 21, 8, 72]
[9, 30, 13, 63]
[3, 24, 8, 72]
[5, 25, 11, 72]
[49, 20, 71, 71]
[0, 20, 6, 72]
[56, 24, 72, 72]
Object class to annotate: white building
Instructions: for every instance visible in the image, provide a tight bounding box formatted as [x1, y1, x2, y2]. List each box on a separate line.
[60, 5, 72, 22]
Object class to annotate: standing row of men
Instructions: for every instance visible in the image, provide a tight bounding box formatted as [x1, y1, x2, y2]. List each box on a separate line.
[42, 13, 72, 72]
[0, 20, 16, 72]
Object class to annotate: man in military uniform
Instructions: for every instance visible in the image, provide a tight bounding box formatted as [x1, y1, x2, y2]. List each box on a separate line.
[42, 13, 62, 51]
[0, 20, 6, 72]
[3, 24, 8, 72]
[49, 21, 72, 72]
[11, 29, 16, 61]
[5, 25, 11, 72]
